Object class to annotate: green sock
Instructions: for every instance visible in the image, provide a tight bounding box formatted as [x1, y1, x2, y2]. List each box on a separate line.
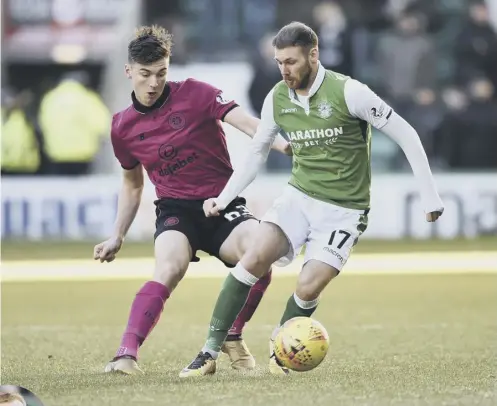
[205, 273, 252, 353]
[279, 293, 318, 326]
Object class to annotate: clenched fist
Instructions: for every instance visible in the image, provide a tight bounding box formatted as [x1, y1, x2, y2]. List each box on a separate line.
[203, 198, 226, 217]
[426, 209, 444, 223]
[93, 236, 123, 263]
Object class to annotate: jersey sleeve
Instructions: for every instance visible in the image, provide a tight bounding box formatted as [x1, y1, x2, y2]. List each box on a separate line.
[216, 89, 281, 208]
[381, 113, 444, 214]
[194, 80, 239, 121]
[110, 114, 139, 170]
[344, 79, 393, 129]
[251, 88, 281, 153]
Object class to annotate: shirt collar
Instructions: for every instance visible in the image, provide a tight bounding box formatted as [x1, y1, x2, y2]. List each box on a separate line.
[132, 84, 170, 114]
[288, 61, 326, 101]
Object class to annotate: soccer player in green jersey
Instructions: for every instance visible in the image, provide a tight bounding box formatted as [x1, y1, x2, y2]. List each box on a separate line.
[179, 21, 444, 378]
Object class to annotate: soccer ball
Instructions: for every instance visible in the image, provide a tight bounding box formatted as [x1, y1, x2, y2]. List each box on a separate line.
[273, 317, 330, 372]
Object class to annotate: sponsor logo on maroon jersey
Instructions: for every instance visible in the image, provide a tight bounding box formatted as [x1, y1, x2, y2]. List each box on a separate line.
[159, 144, 178, 161]
[158, 152, 199, 176]
[157, 145, 199, 176]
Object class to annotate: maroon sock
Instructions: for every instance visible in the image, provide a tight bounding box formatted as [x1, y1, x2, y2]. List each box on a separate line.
[116, 281, 170, 359]
[228, 269, 272, 336]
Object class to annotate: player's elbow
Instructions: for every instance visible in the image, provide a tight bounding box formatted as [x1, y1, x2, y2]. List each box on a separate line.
[250, 145, 270, 168]
[122, 165, 144, 192]
[224, 107, 259, 137]
[382, 113, 422, 148]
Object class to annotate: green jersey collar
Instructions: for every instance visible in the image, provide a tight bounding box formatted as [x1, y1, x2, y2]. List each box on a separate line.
[288, 61, 325, 101]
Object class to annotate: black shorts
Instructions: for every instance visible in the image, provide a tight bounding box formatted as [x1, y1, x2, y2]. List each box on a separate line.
[154, 197, 257, 267]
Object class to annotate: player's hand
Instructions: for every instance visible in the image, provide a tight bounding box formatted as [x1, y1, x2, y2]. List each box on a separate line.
[282, 141, 293, 156]
[272, 137, 293, 156]
[93, 236, 123, 263]
[426, 209, 444, 222]
[203, 198, 225, 217]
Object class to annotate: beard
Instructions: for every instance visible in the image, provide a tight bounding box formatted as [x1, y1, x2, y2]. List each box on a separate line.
[296, 61, 313, 90]
[285, 61, 313, 90]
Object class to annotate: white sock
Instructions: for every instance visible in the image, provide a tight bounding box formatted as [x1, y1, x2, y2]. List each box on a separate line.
[270, 295, 319, 341]
[293, 292, 320, 309]
[230, 262, 259, 286]
[201, 345, 219, 360]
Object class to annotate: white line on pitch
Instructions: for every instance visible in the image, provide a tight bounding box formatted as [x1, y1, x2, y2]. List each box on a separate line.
[1, 251, 496, 282]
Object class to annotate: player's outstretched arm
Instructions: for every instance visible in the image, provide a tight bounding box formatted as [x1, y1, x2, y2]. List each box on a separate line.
[94, 165, 144, 262]
[380, 114, 444, 222]
[344, 79, 444, 222]
[223, 106, 292, 156]
[205, 91, 281, 217]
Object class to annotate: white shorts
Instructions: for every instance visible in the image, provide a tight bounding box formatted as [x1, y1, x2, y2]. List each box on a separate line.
[261, 186, 369, 271]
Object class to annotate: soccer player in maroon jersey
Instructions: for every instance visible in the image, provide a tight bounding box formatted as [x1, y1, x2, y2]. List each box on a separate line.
[93, 25, 291, 375]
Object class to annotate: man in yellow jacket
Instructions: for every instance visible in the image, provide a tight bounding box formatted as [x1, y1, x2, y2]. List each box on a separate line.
[1, 88, 41, 175]
[38, 72, 111, 175]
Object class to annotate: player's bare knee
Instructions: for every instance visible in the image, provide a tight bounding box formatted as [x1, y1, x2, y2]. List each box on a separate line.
[295, 279, 322, 301]
[242, 222, 290, 272]
[240, 250, 273, 278]
[296, 262, 338, 299]
[153, 261, 188, 291]
[296, 260, 339, 300]
[296, 286, 321, 302]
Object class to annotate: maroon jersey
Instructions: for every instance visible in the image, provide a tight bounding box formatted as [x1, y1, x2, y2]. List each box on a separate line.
[111, 79, 238, 199]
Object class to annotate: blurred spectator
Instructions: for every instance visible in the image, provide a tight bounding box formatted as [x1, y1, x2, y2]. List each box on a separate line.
[311, 1, 354, 76]
[394, 87, 445, 167]
[37, 71, 111, 176]
[248, 33, 281, 115]
[341, 0, 390, 31]
[1, 87, 41, 175]
[454, 0, 497, 95]
[441, 86, 470, 112]
[145, 0, 188, 64]
[487, 0, 497, 32]
[435, 78, 497, 169]
[242, 0, 278, 49]
[248, 33, 292, 172]
[385, 0, 445, 33]
[3, 0, 496, 173]
[376, 11, 437, 100]
[192, 0, 245, 58]
[384, 0, 417, 20]
[432, 86, 468, 169]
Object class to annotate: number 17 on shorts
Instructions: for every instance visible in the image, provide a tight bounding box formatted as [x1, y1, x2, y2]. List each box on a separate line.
[319, 229, 355, 268]
[305, 217, 365, 271]
[263, 187, 368, 271]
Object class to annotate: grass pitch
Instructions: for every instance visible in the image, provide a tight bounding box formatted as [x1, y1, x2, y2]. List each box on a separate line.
[2, 272, 497, 406]
[2, 236, 497, 261]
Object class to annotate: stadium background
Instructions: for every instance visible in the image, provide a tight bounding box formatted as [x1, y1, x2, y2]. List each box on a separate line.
[2, 0, 497, 243]
[1, 1, 496, 406]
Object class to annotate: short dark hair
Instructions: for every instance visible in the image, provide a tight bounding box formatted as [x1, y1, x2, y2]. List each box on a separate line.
[128, 25, 173, 64]
[272, 22, 318, 50]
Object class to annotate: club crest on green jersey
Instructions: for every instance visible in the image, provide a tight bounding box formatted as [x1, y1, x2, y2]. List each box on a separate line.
[317, 100, 332, 119]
